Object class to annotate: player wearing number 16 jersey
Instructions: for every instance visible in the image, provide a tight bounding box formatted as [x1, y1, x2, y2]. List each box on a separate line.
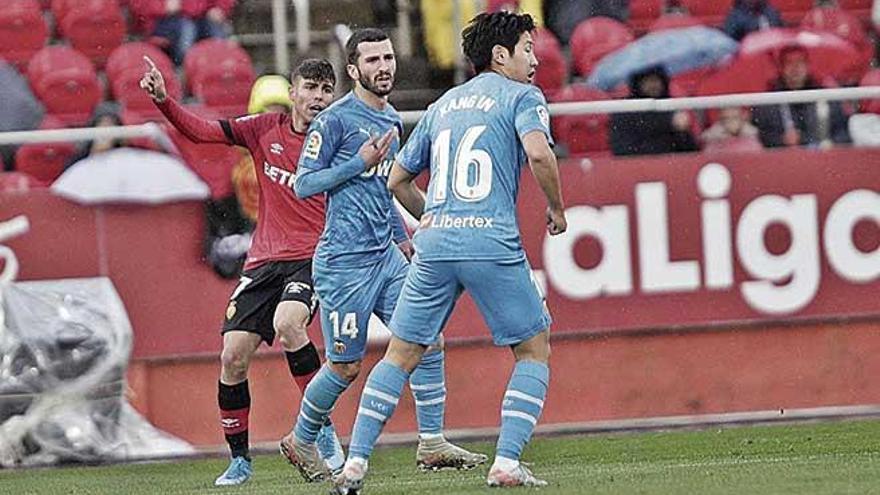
[334, 12, 567, 493]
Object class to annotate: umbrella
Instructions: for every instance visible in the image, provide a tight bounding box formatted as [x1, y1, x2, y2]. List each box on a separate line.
[587, 26, 738, 91]
[698, 28, 861, 95]
[51, 148, 210, 205]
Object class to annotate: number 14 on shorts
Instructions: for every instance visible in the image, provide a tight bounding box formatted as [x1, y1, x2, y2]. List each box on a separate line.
[329, 311, 358, 340]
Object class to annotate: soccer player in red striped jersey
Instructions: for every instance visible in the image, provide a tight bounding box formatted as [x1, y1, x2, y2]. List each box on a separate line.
[140, 57, 343, 486]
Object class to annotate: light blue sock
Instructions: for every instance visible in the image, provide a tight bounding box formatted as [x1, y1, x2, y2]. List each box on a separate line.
[409, 349, 446, 436]
[294, 366, 349, 444]
[495, 361, 549, 461]
[348, 360, 410, 460]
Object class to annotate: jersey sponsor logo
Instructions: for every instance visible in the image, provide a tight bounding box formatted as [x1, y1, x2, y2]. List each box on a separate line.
[263, 162, 296, 187]
[424, 213, 494, 229]
[270, 143, 284, 155]
[226, 300, 237, 320]
[536, 105, 550, 129]
[361, 158, 394, 178]
[303, 131, 322, 160]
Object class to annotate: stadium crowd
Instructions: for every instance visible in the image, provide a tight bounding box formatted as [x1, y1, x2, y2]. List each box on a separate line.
[1, 0, 879, 188]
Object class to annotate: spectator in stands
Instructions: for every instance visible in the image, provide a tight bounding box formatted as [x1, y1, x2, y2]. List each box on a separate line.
[0, 62, 44, 171]
[752, 46, 851, 148]
[609, 66, 699, 156]
[130, 0, 236, 65]
[702, 107, 763, 152]
[723, 0, 784, 41]
[545, 0, 628, 45]
[65, 103, 127, 169]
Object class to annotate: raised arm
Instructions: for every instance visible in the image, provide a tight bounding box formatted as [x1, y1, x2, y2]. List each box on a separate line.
[140, 56, 230, 144]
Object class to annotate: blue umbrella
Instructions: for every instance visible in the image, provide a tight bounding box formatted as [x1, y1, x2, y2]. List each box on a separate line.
[587, 26, 738, 91]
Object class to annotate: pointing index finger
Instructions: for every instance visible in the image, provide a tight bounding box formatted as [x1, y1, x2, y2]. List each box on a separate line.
[143, 55, 158, 72]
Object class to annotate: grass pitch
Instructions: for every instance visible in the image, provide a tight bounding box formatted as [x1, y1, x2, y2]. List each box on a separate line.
[3, 419, 879, 494]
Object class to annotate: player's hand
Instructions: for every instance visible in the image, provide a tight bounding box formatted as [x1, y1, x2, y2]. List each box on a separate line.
[139, 56, 167, 103]
[397, 239, 414, 261]
[359, 128, 396, 170]
[546, 208, 567, 236]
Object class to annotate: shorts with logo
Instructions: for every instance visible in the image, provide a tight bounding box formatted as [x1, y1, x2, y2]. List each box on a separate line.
[389, 256, 551, 347]
[221, 259, 318, 345]
[313, 245, 408, 362]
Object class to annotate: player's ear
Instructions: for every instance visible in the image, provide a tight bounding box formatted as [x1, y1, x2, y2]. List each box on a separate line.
[492, 44, 509, 67]
[346, 64, 359, 82]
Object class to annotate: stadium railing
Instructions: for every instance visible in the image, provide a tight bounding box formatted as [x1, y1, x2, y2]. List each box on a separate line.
[399, 86, 880, 124]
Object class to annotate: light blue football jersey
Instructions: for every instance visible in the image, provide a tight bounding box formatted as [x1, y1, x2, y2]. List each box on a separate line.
[396, 72, 553, 262]
[296, 92, 406, 267]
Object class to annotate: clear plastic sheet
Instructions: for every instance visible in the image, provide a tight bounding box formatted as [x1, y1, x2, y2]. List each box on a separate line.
[0, 278, 193, 467]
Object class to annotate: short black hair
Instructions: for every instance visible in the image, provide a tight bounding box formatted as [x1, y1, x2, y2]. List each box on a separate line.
[462, 12, 535, 74]
[345, 28, 390, 66]
[291, 58, 336, 85]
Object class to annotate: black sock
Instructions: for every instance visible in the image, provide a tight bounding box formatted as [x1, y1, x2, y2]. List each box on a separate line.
[218, 380, 250, 460]
[286, 342, 321, 392]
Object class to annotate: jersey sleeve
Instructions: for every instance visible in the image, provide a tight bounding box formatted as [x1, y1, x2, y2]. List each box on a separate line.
[514, 86, 554, 146]
[293, 112, 367, 198]
[221, 113, 274, 148]
[395, 111, 432, 175]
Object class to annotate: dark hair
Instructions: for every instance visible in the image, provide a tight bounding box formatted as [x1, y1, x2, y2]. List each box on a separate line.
[777, 45, 809, 67]
[462, 12, 535, 74]
[291, 58, 336, 85]
[345, 28, 390, 65]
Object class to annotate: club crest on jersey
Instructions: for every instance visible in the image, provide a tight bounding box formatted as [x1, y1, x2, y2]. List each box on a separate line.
[304, 131, 322, 160]
[334, 341, 346, 354]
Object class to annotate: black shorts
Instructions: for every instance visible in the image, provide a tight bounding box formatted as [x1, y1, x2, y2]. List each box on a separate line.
[221, 259, 318, 345]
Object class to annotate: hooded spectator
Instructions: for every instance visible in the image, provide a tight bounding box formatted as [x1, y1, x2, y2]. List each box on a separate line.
[723, 0, 784, 41]
[609, 66, 699, 156]
[751, 46, 851, 148]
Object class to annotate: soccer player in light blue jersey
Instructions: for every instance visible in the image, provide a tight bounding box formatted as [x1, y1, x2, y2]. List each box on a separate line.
[333, 12, 567, 493]
[280, 28, 487, 483]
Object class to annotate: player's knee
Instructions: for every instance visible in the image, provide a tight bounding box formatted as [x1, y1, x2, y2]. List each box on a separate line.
[273, 304, 310, 351]
[329, 360, 362, 382]
[220, 346, 251, 379]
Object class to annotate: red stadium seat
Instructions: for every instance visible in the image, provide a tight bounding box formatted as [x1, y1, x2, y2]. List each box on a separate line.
[14, 116, 76, 185]
[773, 0, 815, 22]
[50, 0, 74, 32]
[679, 0, 733, 25]
[838, 0, 873, 19]
[549, 85, 611, 155]
[649, 13, 705, 32]
[60, 0, 126, 69]
[0, 0, 49, 69]
[532, 28, 567, 97]
[570, 17, 635, 77]
[629, 0, 663, 31]
[106, 42, 175, 85]
[27, 46, 102, 126]
[183, 39, 253, 93]
[860, 69, 880, 114]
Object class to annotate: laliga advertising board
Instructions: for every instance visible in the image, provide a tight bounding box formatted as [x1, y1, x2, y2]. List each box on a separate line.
[442, 148, 879, 338]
